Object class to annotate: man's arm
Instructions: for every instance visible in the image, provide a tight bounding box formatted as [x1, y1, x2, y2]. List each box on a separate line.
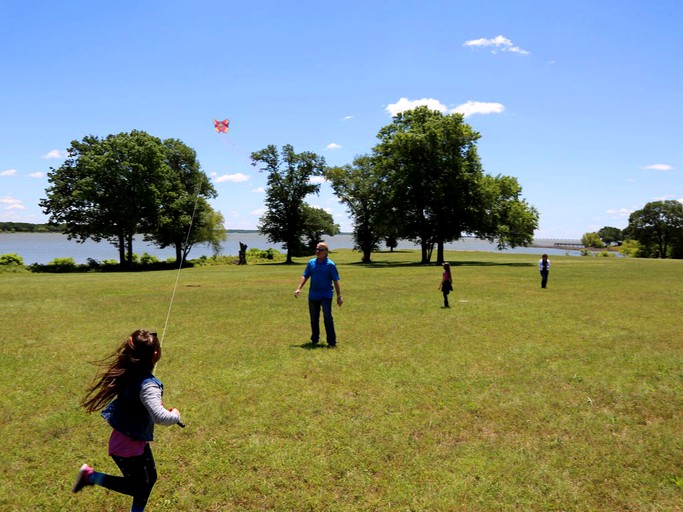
[294, 275, 308, 298]
[334, 280, 343, 307]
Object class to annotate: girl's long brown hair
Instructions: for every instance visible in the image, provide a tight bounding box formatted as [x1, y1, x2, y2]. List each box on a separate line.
[81, 329, 161, 413]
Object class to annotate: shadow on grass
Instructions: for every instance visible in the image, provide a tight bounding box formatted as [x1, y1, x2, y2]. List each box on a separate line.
[351, 260, 535, 268]
[291, 342, 337, 350]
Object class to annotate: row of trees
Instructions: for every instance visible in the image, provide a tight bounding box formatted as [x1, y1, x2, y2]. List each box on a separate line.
[40, 130, 226, 268]
[39, 113, 678, 266]
[253, 107, 539, 264]
[583, 200, 683, 258]
[41, 108, 539, 267]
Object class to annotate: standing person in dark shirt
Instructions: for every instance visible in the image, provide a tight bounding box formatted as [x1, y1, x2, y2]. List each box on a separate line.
[539, 254, 551, 288]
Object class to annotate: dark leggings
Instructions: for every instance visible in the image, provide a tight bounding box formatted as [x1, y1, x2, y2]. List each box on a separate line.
[100, 444, 157, 510]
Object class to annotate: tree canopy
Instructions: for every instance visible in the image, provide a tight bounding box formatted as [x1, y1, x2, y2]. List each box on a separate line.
[146, 138, 223, 263]
[326, 155, 387, 263]
[336, 106, 539, 264]
[625, 200, 683, 258]
[300, 204, 340, 255]
[597, 226, 623, 246]
[252, 144, 326, 263]
[373, 107, 485, 263]
[40, 131, 222, 267]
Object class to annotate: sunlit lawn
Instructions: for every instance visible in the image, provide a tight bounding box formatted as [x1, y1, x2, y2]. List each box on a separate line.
[0, 249, 681, 511]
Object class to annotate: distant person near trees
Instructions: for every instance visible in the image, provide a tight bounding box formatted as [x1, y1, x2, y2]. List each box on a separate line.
[439, 262, 453, 308]
[539, 254, 551, 288]
[294, 242, 343, 347]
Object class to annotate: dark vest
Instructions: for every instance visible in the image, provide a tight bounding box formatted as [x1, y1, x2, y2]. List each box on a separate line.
[101, 374, 163, 441]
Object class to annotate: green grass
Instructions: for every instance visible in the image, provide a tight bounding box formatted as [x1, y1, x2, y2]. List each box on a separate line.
[1, 250, 681, 511]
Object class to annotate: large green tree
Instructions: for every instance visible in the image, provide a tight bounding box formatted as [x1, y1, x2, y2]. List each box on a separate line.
[252, 144, 326, 263]
[146, 138, 223, 264]
[373, 107, 483, 263]
[373, 106, 537, 264]
[41, 131, 167, 267]
[625, 200, 683, 258]
[40, 131, 220, 267]
[326, 155, 387, 263]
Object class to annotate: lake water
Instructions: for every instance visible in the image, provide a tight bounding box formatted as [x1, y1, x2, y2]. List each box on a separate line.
[0, 232, 583, 264]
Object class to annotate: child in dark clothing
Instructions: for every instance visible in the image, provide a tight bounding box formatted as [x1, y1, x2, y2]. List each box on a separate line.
[440, 262, 453, 308]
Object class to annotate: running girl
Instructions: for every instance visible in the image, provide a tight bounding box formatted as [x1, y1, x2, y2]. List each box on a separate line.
[72, 329, 181, 512]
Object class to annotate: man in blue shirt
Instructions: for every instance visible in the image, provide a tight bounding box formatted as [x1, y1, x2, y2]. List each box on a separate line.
[294, 242, 343, 346]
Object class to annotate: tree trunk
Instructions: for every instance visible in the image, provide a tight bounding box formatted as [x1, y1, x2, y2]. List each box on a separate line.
[420, 240, 432, 264]
[175, 243, 183, 265]
[126, 235, 134, 267]
[436, 241, 445, 265]
[117, 233, 126, 266]
[362, 248, 372, 264]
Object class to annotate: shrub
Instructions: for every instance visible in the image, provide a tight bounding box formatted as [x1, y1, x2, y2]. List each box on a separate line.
[47, 257, 78, 272]
[619, 239, 641, 258]
[140, 252, 160, 265]
[0, 253, 24, 266]
[192, 255, 239, 266]
[0, 253, 27, 273]
[246, 248, 285, 262]
[581, 232, 605, 248]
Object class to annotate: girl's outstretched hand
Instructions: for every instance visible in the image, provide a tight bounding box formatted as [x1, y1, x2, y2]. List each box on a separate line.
[169, 408, 185, 428]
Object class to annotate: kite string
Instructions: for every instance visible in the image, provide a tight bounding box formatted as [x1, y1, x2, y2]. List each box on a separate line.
[159, 183, 202, 350]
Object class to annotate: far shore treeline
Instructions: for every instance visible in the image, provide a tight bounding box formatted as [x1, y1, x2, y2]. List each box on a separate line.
[0, 222, 65, 233]
[0, 222, 264, 235]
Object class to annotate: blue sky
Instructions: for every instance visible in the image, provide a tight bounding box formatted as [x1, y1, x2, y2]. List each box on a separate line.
[1, 1, 681, 239]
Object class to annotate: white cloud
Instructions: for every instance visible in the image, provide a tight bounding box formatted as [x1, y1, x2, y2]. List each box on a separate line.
[1, 169, 18, 176]
[386, 97, 448, 116]
[1, 197, 25, 210]
[606, 208, 632, 218]
[387, 97, 505, 118]
[342, 115, 354, 121]
[213, 172, 250, 183]
[642, 164, 673, 171]
[310, 176, 327, 184]
[251, 208, 265, 216]
[326, 143, 342, 150]
[30, 172, 45, 178]
[252, 187, 265, 193]
[463, 34, 530, 56]
[42, 149, 67, 159]
[453, 101, 505, 118]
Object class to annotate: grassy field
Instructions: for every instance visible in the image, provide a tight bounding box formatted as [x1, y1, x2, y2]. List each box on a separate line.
[1, 249, 681, 511]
